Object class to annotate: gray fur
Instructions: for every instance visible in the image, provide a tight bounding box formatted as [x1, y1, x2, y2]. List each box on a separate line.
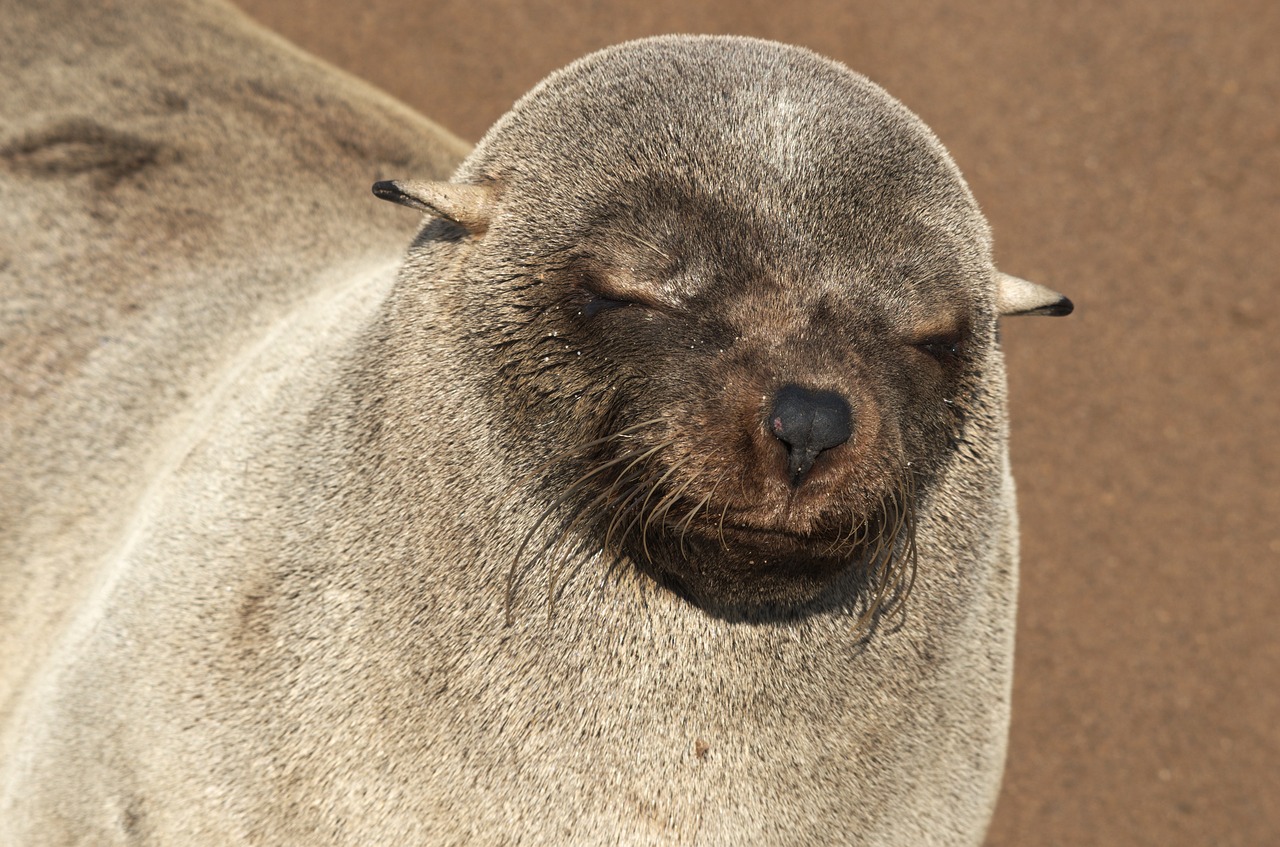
[1, 2, 1066, 844]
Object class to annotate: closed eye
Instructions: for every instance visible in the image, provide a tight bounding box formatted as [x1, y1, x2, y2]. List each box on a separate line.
[573, 268, 663, 317]
[582, 295, 635, 317]
[916, 337, 959, 359]
[566, 254, 668, 318]
[910, 328, 966, 363]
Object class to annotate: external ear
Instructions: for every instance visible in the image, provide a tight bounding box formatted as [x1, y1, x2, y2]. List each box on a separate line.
[996, 272, 1074, 317]
[371, 179, 494, 234]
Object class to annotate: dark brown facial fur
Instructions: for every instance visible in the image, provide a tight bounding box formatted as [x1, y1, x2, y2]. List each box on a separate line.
[463, 175, 988, 620]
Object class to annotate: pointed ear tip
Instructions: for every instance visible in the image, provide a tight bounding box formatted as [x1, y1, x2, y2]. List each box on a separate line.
[996, 273, 1074, 317]
[371, 179, 434, 215]
[1006, 296, 1075, 317]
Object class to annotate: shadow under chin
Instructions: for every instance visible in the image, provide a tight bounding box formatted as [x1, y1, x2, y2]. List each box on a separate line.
[629, 520, 917, 629]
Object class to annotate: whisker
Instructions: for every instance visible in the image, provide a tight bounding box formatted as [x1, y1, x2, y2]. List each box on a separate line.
[824, 503, 865, 556]
[648, 465, 699, 540]
[501, 421, 668, 625]
[886, 473, 920, 620]
[619, 491, 664, 565]
[545, 443, 689, 609]
[850, 469, 922, 633]
[601, 437, 679, 552]
[639, 463, 686, 563]
[717, 499, 730, 551]
[505, 494, 581, 625]
[676, 470, 725, 560]
[602, 482, 642, 557]
[606, 437, 679, 498]
[544, 479, 630, 616]
[492, 417, 666, 513]
[852, 494, 896, 630]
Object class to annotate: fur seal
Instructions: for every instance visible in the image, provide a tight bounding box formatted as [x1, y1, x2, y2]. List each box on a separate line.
[0, 1, 1071, 844]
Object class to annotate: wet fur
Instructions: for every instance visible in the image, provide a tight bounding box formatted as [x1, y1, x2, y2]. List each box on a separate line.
[2, 3, 1039, 845]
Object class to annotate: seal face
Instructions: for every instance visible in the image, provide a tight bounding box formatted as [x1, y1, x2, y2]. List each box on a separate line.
[495, 178, 976, 616]
[394, 37, 1013, 618]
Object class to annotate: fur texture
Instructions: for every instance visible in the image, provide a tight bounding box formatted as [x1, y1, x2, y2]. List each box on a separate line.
[1, 2, 1067, 844]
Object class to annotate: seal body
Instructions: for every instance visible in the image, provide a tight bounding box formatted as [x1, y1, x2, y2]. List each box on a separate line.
[1, 2, 1069, 844]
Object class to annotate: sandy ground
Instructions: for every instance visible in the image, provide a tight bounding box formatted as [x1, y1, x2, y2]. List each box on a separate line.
[234, 2, 1280, 843]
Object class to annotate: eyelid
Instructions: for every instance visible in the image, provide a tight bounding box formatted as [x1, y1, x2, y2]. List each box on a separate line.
[907, 309, 969, 344]
[593, 284, 664, 310]
[573, 264, 667, 311]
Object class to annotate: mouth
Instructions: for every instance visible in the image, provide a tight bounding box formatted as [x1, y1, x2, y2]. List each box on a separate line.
[675, 509, 873, 555]
[621, 488, 916, 620]
[717, 522, 810, 547]
[504, 416, 919, 622]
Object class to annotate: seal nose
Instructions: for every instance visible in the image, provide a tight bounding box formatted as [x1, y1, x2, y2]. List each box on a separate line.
[768, 384, 853, 485]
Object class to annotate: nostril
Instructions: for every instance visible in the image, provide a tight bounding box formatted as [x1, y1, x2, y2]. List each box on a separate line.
[769, 383, 854, 484]
[770, 384, 854, 450]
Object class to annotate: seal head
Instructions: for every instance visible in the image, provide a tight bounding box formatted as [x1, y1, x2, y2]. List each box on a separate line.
[377, 36, 1069, 619]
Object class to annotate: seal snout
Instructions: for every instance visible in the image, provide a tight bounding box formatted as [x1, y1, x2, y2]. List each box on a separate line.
[768, 384, 853, 485]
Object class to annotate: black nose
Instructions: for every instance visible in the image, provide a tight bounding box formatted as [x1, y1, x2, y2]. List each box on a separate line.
[768, 384, 853, 484]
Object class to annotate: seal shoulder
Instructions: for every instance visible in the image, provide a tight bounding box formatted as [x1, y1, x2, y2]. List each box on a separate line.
[0, 0, 466, 723]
